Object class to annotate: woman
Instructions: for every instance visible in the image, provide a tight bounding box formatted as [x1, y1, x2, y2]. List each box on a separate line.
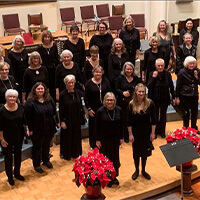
[55, 50, 83, 101]
[89, 21, 113, 76]
[96, 92, 123, 187]
[8, 35, 28, 100]
[63, 25, 85, 72]
[179, 18, 199, 46]
[119, 16, 140, 65]
[147, 58, 175, 138]
[142, 36, 165, 83]
[85, 66, 111, 149]
[108, 38, 129, 93]
[176, 33, 197, 75]
[128, 83, 156, 180]
[176, 56, 200, 130]
[0, 62, 18, 106]
[22, 51, 49, 105]
[116, 62, 141, 142]
[59, 75, 83, 160]
[153, 20, 176, 68]
[83, 45, 104, 83]
[0, 89, 26, 185]
[37, 30, 60, 101]
[25, 82, 58, 173]
[0, 46, 12, 75]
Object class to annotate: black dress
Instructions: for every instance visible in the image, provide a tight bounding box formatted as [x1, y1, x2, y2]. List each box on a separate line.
[95, 106, 123, 175]
[55, 62, 83, 93]
[89, 33, 113, 75]
[119, 28, 140, 65]
[63, 38, 86, 72]
[23, 66, 49, 97]
[37, 43, 60, 101]
[84, 77, 111, 148]
[24, 98, 57, 168]
[0, 104, 25, 180]
[179, 28, 199, 46]
[143, 47, 165, 83]
[59, 89, 83, 159]
[116, 75, 141, 141]
[0, 76, 18, 105]
[127, 101, 156, 157]
[83, 59, 104, 83]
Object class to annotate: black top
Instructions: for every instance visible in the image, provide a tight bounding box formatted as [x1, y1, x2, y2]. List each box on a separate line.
[176, 67, 200, 97]
[0, 104, 25, 144]
[37, 43, 60, 69]
[116, 75, 141, 106]
[0, 76, 18, 104]
[83, 59, 104, 83]
[59, 89, 83, 128]
[119, 28, 140, 64]
[108, 52, 130, 83]
[85, 77, 111, 112]
[24, 98, 57, 141]
[147, 69, 175, 105]
[55, 62, 83, 92]
[8, 49, 28, 86]
[89, 33, 113, 61]
[23, 66, 49, 96]
[63, 38, 86, 71]
[176, 44, 197, 74]
[95, 106, 123, 141]
[179, 28, 199, 46]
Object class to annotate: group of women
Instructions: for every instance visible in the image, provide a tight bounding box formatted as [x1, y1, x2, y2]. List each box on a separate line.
[0, 16, 199, 187]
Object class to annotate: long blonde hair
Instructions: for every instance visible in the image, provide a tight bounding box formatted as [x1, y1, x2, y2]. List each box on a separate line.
[130, 83, 150, 114]
[156, 20, 170, 41]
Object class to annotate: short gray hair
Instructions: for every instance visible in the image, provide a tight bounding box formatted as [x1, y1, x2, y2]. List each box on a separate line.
[12, 35, 25, 48]
[60, 49, 73, 62]
[183, 56, 196, 68]
[63, 74, 76, 85]
[121, 62, 135, 77]
[5, 89, 18, 98]
[155, 58, 165, 65]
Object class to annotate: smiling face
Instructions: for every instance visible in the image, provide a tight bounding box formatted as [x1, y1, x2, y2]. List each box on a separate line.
[105, 95, 115, 110]
[71, 30, 79, 39]
[0, 64, 9, 79]
[66, 79, 75, 91]
[32, 56, 40, 66]
[186, 20, 193, 31]
[159, 21, 166, 32]
[136, 86, 146, 101]
[99, 23, 106, 35]
[115, 40, 122, 52]
[156, 60, 165, 72]
[90, 51, 98, 59]
[187, 61, 196, 70]
[15, 38, 23, 49]
[184, 34, 192, 45]
[126, 19, 133, 30]
[6, 95, 18, 104]
[43, 35, 51, 44]
[93, 68, 103, 80]
[152, 40, 158, 49]
[35, 84, 45, 98]
[125, 64, 134, 77]
[63, 53, 72, 65]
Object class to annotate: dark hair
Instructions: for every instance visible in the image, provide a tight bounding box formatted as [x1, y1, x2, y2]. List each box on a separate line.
[41, 30, 53, 43]
[97, 21, 108, 31]
[70, 25, 79, 33]
[184, 18, 195, 31]
[28, 82, 50, 101]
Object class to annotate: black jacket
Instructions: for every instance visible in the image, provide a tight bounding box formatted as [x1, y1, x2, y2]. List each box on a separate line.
[176, 67, 200, 97]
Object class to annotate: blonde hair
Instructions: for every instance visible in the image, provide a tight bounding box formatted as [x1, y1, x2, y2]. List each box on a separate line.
[103, 92, 116, 108]
[92, 65, 104, 74]
[156, 20, 170, 41]
[12, 35, 25, 48]
[0, 62, 10, 70]
[123, 16, 135, 30]
[63, 74, 76, 85]
[149, 36, 160, 46]
[28, 51, 42, 65]
[130, 83, 150, 114]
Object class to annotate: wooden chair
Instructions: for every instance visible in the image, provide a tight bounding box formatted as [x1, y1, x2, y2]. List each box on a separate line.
[2, 13, 25, 36]
[112, 4, 126, 19]
[96, 4, 110, 22]
[108, 16, 123, 37]
[60, 7, 82, 33]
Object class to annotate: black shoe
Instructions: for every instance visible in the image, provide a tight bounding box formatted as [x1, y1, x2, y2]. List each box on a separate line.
[49, 153, 53, 158]
[132, 170, 139, 180]
[8, 178, 15, 186]
[34, 166, 44, 173]
[14, 174, 25, 181]
[113, 177, 119, 185]
[43, 161, 53, 169]
[107, 181, 113, 188]
[142, 171, 151, 180]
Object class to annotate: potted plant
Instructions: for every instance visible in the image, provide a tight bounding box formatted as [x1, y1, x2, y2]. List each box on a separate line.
[72, 148, 116, 199]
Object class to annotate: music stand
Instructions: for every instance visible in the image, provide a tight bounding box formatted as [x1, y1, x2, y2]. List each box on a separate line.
[160, 138, 199, 197]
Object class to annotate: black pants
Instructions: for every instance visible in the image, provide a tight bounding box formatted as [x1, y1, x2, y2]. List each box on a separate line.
[31, 135, 52, 168]
[88, 116, 97, 149]
[180, 96, 198, 129]
[155, 103, 168, 137]
[3, 142, 22, 180]
[47, 67, 56, 102]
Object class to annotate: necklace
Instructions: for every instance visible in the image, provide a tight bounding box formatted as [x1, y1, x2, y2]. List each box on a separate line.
[69, 92, 75, 100]
[106, 109, 115, 121]
[0, 77, 13, 90]
[46, 48, 50, 55]
[96, 83, 102, 103]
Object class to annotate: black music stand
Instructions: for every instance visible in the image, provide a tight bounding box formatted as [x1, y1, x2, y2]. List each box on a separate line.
[160, 138, 199, 197]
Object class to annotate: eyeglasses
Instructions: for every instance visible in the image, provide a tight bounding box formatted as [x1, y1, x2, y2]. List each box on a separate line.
[106, 99, 114, 102]
[0, 69, 9, 71]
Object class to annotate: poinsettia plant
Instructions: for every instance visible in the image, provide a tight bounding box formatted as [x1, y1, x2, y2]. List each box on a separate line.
[72, 148, 116, 188]
[166, 127, 200, 154]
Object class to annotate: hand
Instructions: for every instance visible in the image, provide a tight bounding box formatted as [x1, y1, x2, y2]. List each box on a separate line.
[173, 54, 176, 60]
[27, 131, 33, 136]
[129, 134, 134, 143]
[172, 99, 176, 106]
[194, 70, 198, 79]
[123, 91, 130, 97]
[175, 97, 180, 105]
[153, 71, 158, 78]
[88, 109, 95, 117]
[61, 122, 67, 129]
[120, 139, 124, 145]
[57, 123, 60, 128]
[150, 133, 155, 142]
[1, 139, 8, 148]
[135, 54, 139, 60]
[96, 141, 101, 148]
[56, 90, 59, 101]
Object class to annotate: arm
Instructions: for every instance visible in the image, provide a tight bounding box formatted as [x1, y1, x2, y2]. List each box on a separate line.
[147, 71, 158, 89]
[127, 104, 134, 143]
[150, 101, 156, 141]
[95, 109, 102, 148]
[108, 54, 114, 82]
[135, 30, 141, 60]
[176, 45, 183, 74]
[168, 72, 175, 102]
[24, 100, 34, 133]
[59, 93, 67, 129]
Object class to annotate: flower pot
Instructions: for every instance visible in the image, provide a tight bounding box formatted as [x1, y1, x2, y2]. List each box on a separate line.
[85, 184, 102, 199]
[182, 160, 193, 169]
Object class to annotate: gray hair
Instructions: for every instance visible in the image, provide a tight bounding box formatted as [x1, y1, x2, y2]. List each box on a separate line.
[60, 49, 73, 62]
[63, 74, 76, 85]
[5, 89, 18, 98]
[12, 35, 25, 48]
[28, 51, 42, 65]
[121, 61, 135, 77]
[183, 56, 196, 68]
[155, 58, 165, 65]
